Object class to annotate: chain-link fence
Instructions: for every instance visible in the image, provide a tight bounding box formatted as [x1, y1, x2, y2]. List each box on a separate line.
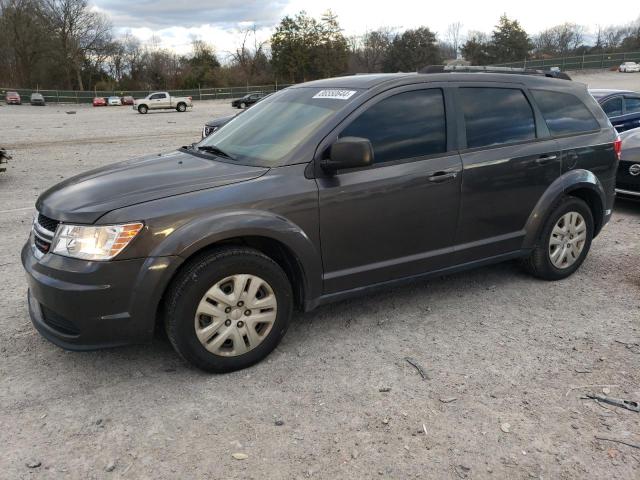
[494, 51, 640, 70]
[0, 84, 294, 105]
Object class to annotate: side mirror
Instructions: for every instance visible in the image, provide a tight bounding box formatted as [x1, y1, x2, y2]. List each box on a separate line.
[321, 137, 374, 173]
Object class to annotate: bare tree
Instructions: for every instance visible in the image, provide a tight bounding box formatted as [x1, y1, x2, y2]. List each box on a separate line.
[446, 22, 463, 58]
[229, 25, 269, 84]
[41, 0, 112, 90]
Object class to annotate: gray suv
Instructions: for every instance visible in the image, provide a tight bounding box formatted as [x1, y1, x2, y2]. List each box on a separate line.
[22, 71, 619, 372]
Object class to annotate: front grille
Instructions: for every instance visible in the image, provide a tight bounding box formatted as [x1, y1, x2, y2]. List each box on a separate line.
[33, 213, 58, 255]
[37, 213, 59, 233]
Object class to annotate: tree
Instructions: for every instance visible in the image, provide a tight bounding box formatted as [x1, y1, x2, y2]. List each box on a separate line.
[347, 27, 394, 73]
[487, 14, 532, 63]
[461, 31, 491, 64]
[229, 26, 270, 85]
[383, 27, 441, 72]
[271, 10, 348, 83]
[180, 40, 220, 88]
[446, 22, 464, 58]
[41, 0, 113, 90]
[534, 23, 584, 56]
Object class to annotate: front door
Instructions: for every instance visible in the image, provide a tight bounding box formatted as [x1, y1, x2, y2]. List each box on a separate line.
[317, 87, 462, 293]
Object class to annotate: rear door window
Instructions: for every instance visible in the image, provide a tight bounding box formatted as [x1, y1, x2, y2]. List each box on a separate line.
[340, 89, 447, 164]
[602, 97, 623, 117]
[624, 96, 640, 114]
[531, 90, 600, 136]
[459, 87, 536, 148]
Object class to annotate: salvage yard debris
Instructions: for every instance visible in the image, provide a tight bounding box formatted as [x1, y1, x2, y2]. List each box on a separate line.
[404, 357, 429, 380]
[586, 393, 640, 413]
[0, 148, 10, 172]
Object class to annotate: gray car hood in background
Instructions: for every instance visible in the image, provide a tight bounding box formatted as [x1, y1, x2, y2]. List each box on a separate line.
[36, 150, 268, 223]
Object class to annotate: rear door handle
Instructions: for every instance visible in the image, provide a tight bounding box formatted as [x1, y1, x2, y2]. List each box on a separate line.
[535, 154, 557, 165]
[427, 171, 458, 183]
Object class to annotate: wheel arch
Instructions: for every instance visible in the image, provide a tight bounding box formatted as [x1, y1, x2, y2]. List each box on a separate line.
[523, 169, 607, 248]
[151, 211, 323, 325]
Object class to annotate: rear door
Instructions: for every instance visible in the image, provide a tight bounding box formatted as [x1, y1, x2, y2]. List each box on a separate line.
[317, 85, 462, 293]
[150, 93, 169, 109]
[453, 84, 561, 262]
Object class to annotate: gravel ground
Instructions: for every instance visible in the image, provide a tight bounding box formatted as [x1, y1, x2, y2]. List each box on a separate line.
[1, 81, 639, 479]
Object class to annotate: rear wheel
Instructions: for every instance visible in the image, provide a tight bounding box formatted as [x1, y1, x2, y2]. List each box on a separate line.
[164, 247, 293, 373]
[177, 102, 186, 112]
[138, 104, 148, 114]
[240, 102, 246, 109]
[523, 196, 594, 280]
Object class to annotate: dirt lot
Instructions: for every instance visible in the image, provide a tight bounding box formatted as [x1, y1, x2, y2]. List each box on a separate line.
[1, 82, 639, 479]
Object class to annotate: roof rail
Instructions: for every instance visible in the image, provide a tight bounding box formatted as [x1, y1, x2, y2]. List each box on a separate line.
[419, 65, 572, 80]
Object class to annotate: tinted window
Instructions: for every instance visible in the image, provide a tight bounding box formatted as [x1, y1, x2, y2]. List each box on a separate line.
[625, 96, 640, 114]
[459, 88, 535, 148]
[531, 90, 600, 136]
[602, 97, 623, 117]
[340, 89, 446, 163]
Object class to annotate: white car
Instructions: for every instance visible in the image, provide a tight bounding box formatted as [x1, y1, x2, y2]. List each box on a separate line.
[108, 96, 122, 106]
[619, 62, 640, 73]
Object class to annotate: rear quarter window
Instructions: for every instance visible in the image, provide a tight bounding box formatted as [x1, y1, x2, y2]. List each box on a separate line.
[531, 90, 600, 136]
[459, 87, 536, 149]
[625, 97, 640, 114]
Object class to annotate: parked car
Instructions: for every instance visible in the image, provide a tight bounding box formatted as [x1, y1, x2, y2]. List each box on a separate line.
[590, 89, 640, 132]
[615, 127, 640, 198]
[23, 70, 619, 373]
[202, 113, 238, 138]
[121, 95, 134, 105]
[108, 96, 122, 106]
[619, 62, 640, 73]
[5, 91, 21, 105]
[133, 92, 192, 114]
[92, 97, 106, 107]
[29, 92, 46, 106]
[203, 94, 272, 137]
[231, 92, 266, 109]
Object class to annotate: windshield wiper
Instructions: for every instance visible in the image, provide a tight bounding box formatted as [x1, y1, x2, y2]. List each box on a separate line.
[197, 144, 235, 160]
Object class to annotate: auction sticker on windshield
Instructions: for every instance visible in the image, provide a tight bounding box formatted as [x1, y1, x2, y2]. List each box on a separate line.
[312, 89, 357, 100]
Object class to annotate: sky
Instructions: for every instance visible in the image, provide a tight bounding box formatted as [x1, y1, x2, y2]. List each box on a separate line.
[92, 0, 638, 57]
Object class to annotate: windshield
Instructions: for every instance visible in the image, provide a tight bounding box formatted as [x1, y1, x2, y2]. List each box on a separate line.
[197, 87, 362, 167]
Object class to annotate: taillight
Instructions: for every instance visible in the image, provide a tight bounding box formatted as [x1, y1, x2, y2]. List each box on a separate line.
[188, 96, 192, 101]
[613, 136, 622, 160]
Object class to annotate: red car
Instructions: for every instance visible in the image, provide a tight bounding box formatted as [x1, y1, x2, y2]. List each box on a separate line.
[92, 97, 106, 107]
[5, 91, 21, 105]
[121, 96, 134, 105]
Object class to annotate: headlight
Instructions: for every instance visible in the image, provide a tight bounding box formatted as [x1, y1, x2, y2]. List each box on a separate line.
[51, 223, 143, 261]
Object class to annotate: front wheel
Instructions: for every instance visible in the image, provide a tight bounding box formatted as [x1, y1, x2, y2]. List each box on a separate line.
[176, 103, 186, 112]
[522, 196, 594, 280]
[240, 102, 246, 109]
[164, 247, 293, 373]
[138, 105, 148, 114]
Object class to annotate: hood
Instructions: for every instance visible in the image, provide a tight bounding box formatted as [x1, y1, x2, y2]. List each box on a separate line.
[37, 149, 268, 223]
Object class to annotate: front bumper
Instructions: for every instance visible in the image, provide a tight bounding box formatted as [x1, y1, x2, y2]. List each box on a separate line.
[22, 242, 181, 350]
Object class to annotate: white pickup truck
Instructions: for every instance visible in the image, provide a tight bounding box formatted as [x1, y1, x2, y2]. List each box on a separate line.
[133, 92, 193, 114]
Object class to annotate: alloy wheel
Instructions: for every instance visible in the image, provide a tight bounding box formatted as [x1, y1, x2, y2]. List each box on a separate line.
[194, 274, 277, 357]
[548, 211, 587, 269]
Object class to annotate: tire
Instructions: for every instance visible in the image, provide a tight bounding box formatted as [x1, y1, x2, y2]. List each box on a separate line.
[177, 103, 186, 112]
[164, 247, 293, 373]
[522, 196, 594, 280]
[240, 102, 246, 109]
[138, 105, 148, 114]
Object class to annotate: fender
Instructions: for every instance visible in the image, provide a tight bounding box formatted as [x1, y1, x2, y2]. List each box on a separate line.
[523, 169, 606, 249]
[149, 209, 323, 308]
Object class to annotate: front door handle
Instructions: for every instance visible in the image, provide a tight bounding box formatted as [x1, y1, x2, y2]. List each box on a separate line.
[535, 154, 557, 165]
[427, 171, 458, 183]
